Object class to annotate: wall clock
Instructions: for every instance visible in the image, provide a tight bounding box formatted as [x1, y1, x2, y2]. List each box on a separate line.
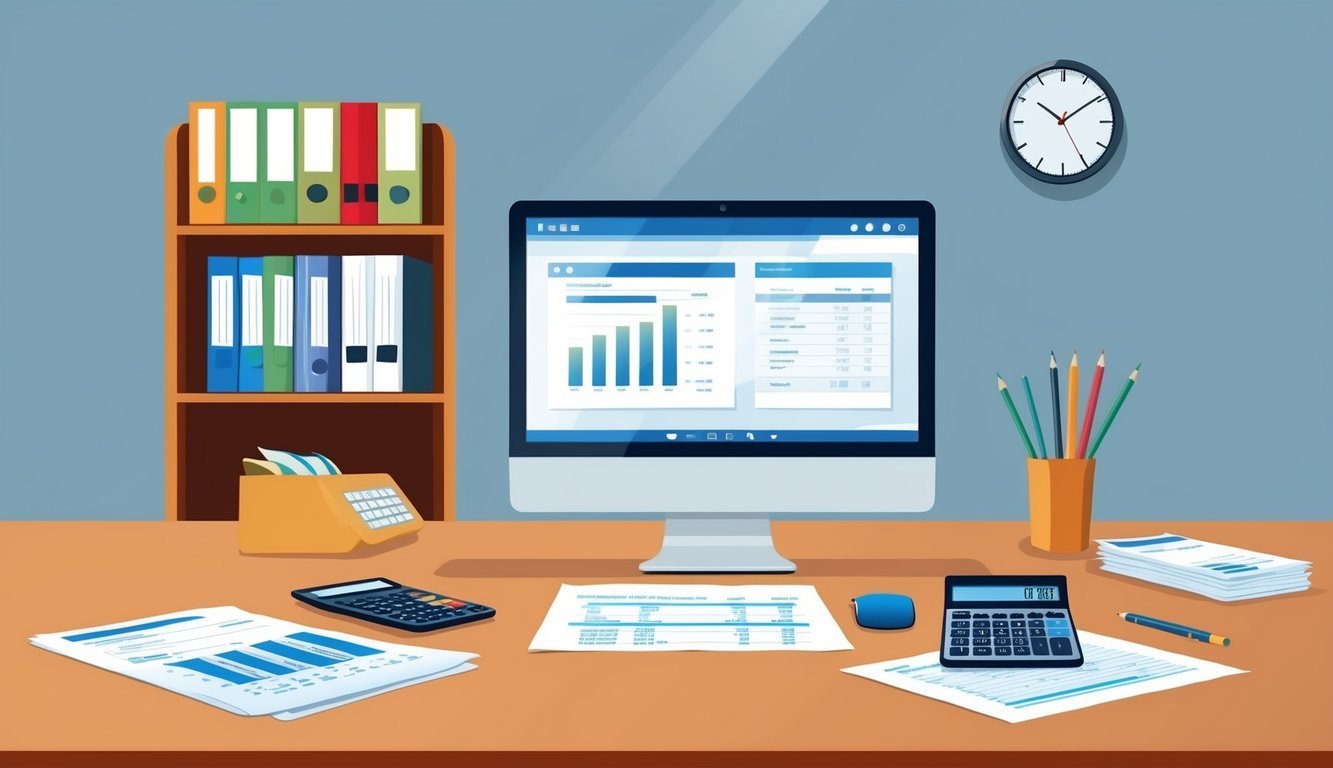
[1003, 60, 1123, 184]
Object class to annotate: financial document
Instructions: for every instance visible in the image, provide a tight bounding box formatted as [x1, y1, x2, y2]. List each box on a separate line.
[843, 630, 1244, 722]
[31, 606, 477, 719]
[529, 583, 853, 651]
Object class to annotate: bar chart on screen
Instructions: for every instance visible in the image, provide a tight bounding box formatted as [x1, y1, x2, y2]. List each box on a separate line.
[546, 262, 736, 409]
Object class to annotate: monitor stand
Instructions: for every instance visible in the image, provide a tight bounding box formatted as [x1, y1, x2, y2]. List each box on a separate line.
[639, 515, 796, 573]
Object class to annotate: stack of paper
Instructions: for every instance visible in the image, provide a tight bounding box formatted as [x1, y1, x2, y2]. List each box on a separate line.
[1097, 533, 1311, 601]
[31, 607, 476, 720]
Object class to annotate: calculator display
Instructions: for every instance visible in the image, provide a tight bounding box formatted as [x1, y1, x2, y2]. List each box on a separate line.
[951, 585, 1060, 602]
[310, 579, 396, 597]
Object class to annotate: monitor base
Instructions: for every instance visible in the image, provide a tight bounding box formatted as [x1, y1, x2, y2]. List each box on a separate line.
[639, 516, 796, 573]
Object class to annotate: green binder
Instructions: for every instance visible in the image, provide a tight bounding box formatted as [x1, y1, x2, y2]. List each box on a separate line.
[377, 102, 422, 224]
[260, 102, 297, 223]
[297, 102, 340, 224]
[262, 255, 295, 391]
[225, 102, 263, 223]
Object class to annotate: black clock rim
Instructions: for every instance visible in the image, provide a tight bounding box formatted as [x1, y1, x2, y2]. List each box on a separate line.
[1001, 59, 1124, 185]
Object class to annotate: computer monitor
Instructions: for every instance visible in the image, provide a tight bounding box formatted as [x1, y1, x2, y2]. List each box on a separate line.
[509, 201, 935, 572]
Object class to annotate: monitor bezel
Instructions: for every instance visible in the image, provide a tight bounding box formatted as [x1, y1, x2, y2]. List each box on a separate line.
[509, 200, 936, 458]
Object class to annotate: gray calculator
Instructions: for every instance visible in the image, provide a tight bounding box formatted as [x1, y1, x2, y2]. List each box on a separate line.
[940, 575, 1084, 668]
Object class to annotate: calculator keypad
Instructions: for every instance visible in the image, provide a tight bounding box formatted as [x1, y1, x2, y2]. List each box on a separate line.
[333, 589, 493, 629]
[343, 487, 415, 529]
[945, 609, 1078, 661]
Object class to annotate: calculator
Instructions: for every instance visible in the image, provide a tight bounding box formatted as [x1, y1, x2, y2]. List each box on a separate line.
[293, 578, 496, 633]
[940, 575, 1083, 668]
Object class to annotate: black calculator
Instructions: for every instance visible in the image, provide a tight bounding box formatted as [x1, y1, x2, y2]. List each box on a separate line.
[940, 575, 1083, 668]
[293, 577, 496, 632]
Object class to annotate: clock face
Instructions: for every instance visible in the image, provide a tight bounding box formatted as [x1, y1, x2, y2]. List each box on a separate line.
[1004, 60, 1122, 184]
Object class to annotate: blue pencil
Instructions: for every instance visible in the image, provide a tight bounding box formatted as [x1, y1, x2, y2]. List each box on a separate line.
[1119, 612, 1230, 647]
[1022, 375, 1047, 459]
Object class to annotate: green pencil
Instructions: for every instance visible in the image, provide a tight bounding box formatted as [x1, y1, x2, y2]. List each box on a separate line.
[997, 374, 1037, 458]
[1086, 364, 1140, 458]
[1021, 375, 1048, 458]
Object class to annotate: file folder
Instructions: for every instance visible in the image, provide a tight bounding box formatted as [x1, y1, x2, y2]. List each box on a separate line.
[238, 257, 265, 391]
[341, 255, 373, 391]
[297, 102, 340, 224]
[226, 103, 262, 224]
[260, 103, 297, 223]
[377, 103, 421, 224]
[371, 255, 434, 392]
[189, 102, 226, 224]
[295, 255, 342, 392]
[340, 102, 377, 224]
[263, 255, 295, 392]
[206, 256, 239, 391]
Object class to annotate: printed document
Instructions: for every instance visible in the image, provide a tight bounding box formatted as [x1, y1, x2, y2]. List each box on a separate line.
[842, 630, 1245, 723]
[31, 606, 477, 719]
[1097, 533, 1311, 601]
[530, 583, 852, 651]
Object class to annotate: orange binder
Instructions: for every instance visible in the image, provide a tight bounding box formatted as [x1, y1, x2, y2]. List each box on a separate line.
[189, 102, 227, 223]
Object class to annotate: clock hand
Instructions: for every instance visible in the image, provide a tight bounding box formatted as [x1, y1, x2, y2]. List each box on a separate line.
[1061, 112, 1088, 168]
[1062, 96, 1102, 123]
[1036, 102, 1063, 123]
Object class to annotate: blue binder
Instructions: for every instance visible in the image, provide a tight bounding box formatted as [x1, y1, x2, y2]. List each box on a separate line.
[238, 256, 265, 392]
[206, 256, 239, 392]
[294, 255, 342, 392]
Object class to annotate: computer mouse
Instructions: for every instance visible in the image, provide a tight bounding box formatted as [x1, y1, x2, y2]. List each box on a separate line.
[851, 593, 915, 630]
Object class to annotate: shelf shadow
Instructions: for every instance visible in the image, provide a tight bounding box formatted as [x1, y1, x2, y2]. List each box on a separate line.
[435, 558, 989, 579]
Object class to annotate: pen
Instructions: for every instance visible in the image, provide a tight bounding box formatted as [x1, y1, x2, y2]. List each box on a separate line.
[1021, 375, 1047, 459]
[997, 374, 1037, 459]
[1076, 351, 1105, 458]
[1049, 352, 1064, 459]
[1118, 612, 1230, 647]
[1087, 364, 1139, 458]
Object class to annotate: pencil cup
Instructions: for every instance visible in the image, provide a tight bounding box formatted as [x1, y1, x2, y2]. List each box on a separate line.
[1025, 458, 1096, 553]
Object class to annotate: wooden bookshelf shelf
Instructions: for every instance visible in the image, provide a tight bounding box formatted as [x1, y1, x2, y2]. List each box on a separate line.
[164, 122, 456, 521]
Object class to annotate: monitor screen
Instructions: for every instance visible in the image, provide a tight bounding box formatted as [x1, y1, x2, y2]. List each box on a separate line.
[511, 202, 934, 457]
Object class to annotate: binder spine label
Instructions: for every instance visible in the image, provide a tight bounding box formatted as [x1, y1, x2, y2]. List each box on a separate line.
[275, 275, 294, 347]
[211, 275, 233, 346]
[242, 274, 263, 345]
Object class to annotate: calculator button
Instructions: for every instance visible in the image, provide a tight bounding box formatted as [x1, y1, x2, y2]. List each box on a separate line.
[950, 621, 968, 629]
[973, 647, 992, 656]
[1030, 627, 1046, 636]
[1013, 646, 1031, 656]
[972, 628, 990, 638]
[972, 637, 991, 646]
[949, 629, 968, 637]
[1028, 619, 1044, 627]
[950, 647, 969, 656]
[1045, 611, 1066, 619]
[995, 646, 1012, 656]
[971, 613, 989, 619]
[993, 627, 1010, 637]
[952, 611, 971, 619]
[971, 620, 990, 629]
[467, 606, 488, 612]
[994, 637, 1011, 646]
[1027, 612, 1043, 618]
[446, 600, 467, 609]
[1009, 620, 1026, 628]
[1008, 613, 1025, 619]
[1047, 628, 1071, 638]
[1012, 637, 1028, 646]
[1049, 637, 1074, 656]
[1030, 638, 1050, 655]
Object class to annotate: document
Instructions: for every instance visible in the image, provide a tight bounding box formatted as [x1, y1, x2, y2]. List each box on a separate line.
[31, 607, 477, 719]
[529, 583, 852, 651]
[1097, 533, 1311, 601]
[842, 630, 1245, 723]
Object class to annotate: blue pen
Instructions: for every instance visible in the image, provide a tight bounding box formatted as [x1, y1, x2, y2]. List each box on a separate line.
[1119, 612, 1230, 647]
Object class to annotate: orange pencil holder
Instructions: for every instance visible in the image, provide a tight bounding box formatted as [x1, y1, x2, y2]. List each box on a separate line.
[1026, 458, 1096, 553]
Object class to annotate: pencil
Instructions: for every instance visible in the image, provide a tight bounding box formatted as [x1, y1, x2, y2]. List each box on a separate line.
[1066, 351, 1079, 460]
[1021, 375, 1047, 458]
[1076, 351, 1106, 458]
[997, 374, 1037, 458]
[1049, 352, 1064, 459]
[1087, 364, 1140, 458]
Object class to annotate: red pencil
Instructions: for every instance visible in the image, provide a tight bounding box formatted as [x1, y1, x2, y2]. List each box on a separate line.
[1076, 351, 1106, 458]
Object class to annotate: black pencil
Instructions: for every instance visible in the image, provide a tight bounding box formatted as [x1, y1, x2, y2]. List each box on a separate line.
[1049, 351, 1064, 459]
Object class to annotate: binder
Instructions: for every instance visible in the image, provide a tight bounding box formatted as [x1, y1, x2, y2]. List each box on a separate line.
[371, 255, 434, 393]
[377, 103, 421, 224]
[238, 257, 265, 391]
[226, 103, 262, 224]
[295, 255, 342, 392]
[341, 255, 373, 391]
[260, 102, 297, 223]
[206, 256, 239, 391]
[262, 255, 295, 392]
[297, 102, 340, 223]
[189, 103, 226, 224]
[340, 102, 377, 224]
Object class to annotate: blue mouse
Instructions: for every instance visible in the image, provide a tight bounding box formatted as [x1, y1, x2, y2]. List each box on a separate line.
[851, 593, 915, 630]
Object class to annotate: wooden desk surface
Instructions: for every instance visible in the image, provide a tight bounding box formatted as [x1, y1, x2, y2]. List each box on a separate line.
[2, 520, 1328, 766]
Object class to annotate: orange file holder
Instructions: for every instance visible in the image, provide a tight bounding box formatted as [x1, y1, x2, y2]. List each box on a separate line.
[1026, 458, 1096, 553]
[238, 473, 423, 554]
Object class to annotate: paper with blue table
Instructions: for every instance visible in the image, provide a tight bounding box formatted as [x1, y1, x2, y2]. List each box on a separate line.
[843, 631, 1244, 723]
[1097, 533, 1311, 601]
[31, 607, 477, 719]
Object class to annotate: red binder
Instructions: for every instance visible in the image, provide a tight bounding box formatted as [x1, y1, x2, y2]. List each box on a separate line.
[340, 102, 378, 224]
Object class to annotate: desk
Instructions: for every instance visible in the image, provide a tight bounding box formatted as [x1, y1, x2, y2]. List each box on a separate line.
[2, 520, 1328, 766]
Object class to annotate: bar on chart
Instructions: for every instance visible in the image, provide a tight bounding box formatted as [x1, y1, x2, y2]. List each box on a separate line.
[639, 321, 654, 385]
[663, 304, 677, 387]
[592, 335, 607, 387]
[615, 326, 630, 386]
[568, 347, 583, 386]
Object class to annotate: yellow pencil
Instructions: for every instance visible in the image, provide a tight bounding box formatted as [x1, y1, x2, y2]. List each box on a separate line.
[1066, 351, 1079, 459]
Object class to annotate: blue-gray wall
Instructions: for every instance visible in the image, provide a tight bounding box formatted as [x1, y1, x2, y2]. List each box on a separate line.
[1, 0, 1329, 521]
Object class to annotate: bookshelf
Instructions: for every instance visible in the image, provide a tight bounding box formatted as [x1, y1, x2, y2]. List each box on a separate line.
[163, 123, 456, 521]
